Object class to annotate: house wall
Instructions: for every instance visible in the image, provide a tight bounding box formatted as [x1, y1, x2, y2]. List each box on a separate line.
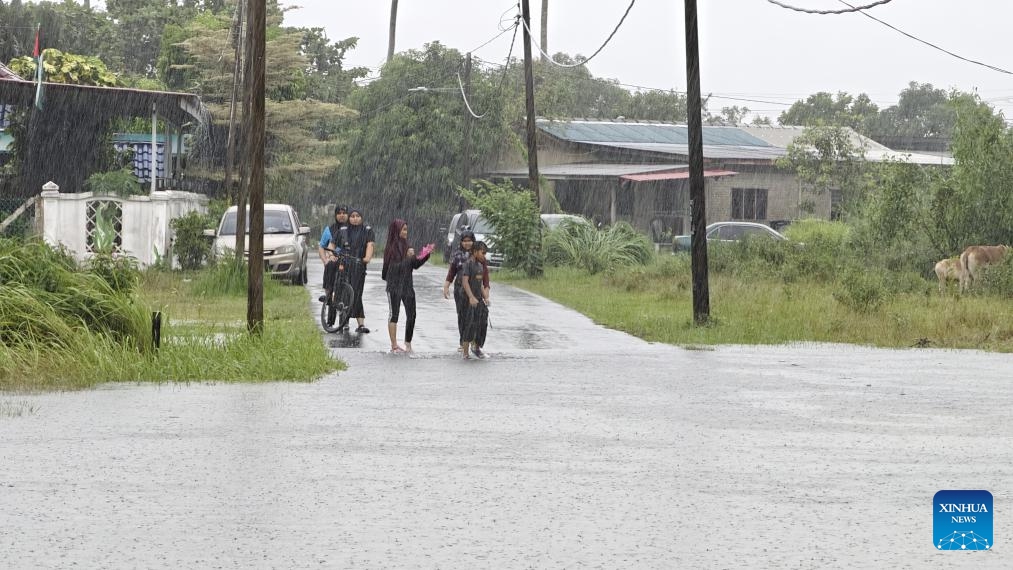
[40, 189, 208, 268]
[704, 168, 830, 224]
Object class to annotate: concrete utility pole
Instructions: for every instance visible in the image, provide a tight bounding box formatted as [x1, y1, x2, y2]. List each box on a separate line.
[684, 0, 710, 324]
[246, 0, 266, 334]
[387, 0, 399, 63]
[520, 0, 541, 211]
[223, 0, 245, 204]
[540, 0, 548, 61]
[461, 52, 473, 211]
[235, 0, 252, 264]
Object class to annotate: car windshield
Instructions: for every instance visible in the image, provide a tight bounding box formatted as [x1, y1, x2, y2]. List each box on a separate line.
[472, 216, 495, 234]
[219, 210, 294, 235]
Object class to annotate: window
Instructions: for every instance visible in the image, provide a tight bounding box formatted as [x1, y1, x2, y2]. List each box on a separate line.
[731, 188, 768, 221]
[86, 200, 123, 253]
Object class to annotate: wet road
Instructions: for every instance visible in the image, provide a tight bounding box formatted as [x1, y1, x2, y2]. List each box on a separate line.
[2, 261, 1012, 568]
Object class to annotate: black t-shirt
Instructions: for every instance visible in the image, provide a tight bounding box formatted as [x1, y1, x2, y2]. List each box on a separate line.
[345, 224, 375, 259]
[462, 258, 485, 303]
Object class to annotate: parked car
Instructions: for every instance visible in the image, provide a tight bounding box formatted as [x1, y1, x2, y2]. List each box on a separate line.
[440, 210, 590, 266]
[671, 221, 788, 252]
[204, 203, 311, 285]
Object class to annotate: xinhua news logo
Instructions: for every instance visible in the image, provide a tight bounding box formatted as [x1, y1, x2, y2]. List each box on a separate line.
[934, 490, 993, 551]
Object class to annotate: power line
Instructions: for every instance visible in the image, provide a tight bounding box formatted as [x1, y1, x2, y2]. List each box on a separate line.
[456, 71, 486, 119]
[766, 0, 893, 15]
[836, 0, 1013, 75]
[520, 0, 636, 69]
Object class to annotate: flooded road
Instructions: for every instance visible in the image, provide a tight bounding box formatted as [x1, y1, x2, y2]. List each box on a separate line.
[2, 262, 1012, 568]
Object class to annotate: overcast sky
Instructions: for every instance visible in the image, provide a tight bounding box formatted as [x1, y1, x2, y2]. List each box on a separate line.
[280, 0, 1013, 122]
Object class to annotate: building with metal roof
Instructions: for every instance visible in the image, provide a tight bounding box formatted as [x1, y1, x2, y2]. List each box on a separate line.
[488, 118, 953, 241]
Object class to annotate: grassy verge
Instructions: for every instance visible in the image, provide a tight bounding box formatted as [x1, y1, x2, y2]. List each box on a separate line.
[2, 268, 342, 392]
[497, 263, 1013, 352]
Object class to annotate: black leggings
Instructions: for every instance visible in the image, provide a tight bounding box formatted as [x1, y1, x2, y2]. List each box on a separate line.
[349, 265, 366, 319]
[387, 291, 417, 343]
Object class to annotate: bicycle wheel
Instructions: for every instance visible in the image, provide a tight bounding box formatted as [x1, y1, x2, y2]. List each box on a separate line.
[335, 282, 355, 330]
[320, 282, 342, 333]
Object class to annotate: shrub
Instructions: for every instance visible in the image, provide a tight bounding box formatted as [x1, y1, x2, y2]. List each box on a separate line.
[544, 220, 654, 274]
[192, 257, 249, 297]
[84, 168, 144, 197]
[170, 209, 216, 270]
[86, 253, 141, 293]
[833, 268, 887, 313]
[459, 180, 542, 276]
[977, 256, 1013, 298]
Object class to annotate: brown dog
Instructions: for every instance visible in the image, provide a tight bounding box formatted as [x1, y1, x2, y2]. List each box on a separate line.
[959, 245, 1011, 292]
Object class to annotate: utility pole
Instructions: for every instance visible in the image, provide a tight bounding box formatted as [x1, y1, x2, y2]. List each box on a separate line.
[235, 0, 252, 264]
[684, 0, 710, 324]
[223, 0, 244, 205]
[387, 0, 399, 63]
[520, 0, 541, 211]
[540, 0, 548, 61]
[246, 0, 266, 334]
[460, 52, 473, 211]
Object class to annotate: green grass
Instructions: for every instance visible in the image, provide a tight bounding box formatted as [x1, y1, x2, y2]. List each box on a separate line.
[497, 263, 1013, 352]
[1, 270, 343, 392]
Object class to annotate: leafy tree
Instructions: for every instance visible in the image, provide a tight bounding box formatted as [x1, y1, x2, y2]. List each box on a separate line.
[775, 125, 869, 218]
[0, 1, 117, 67]
[459, 179, 542, 276]
[299, 29, 369, 103]
[868, 82, 956, 150]
[9, 48, 120, 86]
[706, 105, 750, 126]
[336, 42, 513, 244]
[778, 91, 880, 133]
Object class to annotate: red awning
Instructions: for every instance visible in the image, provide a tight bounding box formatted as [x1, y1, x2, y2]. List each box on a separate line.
[620, 169, 737, 182]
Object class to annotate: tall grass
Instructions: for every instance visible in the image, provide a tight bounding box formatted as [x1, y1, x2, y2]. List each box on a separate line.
[1, 239, 341, 391]
[544, 220, 654, 274]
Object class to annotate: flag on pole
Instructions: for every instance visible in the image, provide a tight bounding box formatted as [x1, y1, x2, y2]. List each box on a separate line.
[33, 24, 44, 110]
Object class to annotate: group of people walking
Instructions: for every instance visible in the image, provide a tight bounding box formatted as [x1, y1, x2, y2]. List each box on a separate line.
[318, 205, 491, 359]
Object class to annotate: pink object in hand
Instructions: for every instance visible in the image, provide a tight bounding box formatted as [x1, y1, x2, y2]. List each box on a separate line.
[419, 243, 435, 258]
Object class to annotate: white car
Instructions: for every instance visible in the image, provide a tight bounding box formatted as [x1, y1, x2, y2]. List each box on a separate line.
[204, 204, 311, 285]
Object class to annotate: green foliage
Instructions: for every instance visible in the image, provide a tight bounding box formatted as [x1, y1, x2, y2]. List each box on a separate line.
[339, 42, 512, 241]
[192, 256, 250, 296]
[170, 210, 216, 270]
[833, 269, 886, 313]
[544, 220, 654, 274]
[0, 238, 149, 353]
[85, 168, 144, 197]
[775, 125, 869, 218]
[778, 91, 880, 133]
[86, 254, 141, 293]
[459, 179, 542, 276]
[9, 49, 120, 87]
[977, 256, 1013, 299]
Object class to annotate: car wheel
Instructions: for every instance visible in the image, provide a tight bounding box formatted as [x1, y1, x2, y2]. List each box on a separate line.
[301, 259, 308, 285]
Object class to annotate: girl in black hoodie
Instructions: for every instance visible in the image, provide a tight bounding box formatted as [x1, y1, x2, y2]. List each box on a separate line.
[382, 218, 433, 353]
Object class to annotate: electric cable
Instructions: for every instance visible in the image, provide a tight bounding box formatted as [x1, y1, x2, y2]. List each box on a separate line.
[836, 0, 1013, 75]
[520, 0, 636, 69]
[766, 0, 893, 14]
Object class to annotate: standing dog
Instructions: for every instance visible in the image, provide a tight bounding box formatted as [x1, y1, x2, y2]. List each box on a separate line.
[959, 245, 1011, 292]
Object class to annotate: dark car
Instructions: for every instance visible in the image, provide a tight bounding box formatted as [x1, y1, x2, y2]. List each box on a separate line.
[672, 221, 788, 252]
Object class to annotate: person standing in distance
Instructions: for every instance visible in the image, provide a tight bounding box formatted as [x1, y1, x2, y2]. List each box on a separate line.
[342, 208, 375, 333]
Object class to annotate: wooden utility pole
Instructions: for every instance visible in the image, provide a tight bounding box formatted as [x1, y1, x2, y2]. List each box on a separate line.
[387, 0, 399, 63]
[684, 0, 710, 324]
[540, 0, 548, 61]
[520, 0, 541, 211]
[223, 0, 244, 204]
[246, 0, 266, 334]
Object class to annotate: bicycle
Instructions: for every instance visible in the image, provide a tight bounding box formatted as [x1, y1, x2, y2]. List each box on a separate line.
[320, 248, 359, 333]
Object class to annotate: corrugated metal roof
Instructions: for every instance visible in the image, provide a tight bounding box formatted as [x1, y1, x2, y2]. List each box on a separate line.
[537, 119, 774, 147]
[592, 141, 788, 160]
[488, 162, 688, 180]
[621, 169, 738, 182]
